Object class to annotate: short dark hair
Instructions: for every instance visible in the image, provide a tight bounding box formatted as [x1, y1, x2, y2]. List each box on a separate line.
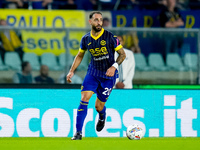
[89, 11, 102, 19]
[22, 61, 29, 71]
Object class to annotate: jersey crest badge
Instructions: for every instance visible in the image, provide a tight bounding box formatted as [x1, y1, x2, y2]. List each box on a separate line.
[100, 40, 106, 46]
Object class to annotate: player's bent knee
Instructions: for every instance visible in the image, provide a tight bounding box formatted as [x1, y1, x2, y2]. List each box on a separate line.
[95, 105, 102, 112]
[81, 95, 90, 102]
[81, 91, 93, 102]
[95, 103, 104, 112]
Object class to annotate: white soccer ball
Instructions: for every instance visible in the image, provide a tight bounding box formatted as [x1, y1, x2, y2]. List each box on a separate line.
[126, 124, 143, 140]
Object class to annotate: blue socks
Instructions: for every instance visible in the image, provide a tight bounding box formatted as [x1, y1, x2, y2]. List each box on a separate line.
[76, 101, 106, 133]
[76, 100, 88, 133]
[98, 106, 106, 120]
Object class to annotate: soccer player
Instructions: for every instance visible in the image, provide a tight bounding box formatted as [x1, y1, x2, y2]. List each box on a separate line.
[67, 11, 126, 140]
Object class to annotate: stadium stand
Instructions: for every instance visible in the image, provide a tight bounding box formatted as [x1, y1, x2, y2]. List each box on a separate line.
[41, 53, 63, 71]
[23, 53, 40, 71]
[4, 52, 21, 70]
[148, 53, 170, 71]
[0, 0, 196, 10]
[0, 1, 199, 85]
[0, 54, 9, 70]
[184, 53, 198, 71]
[166, 53, 188, 71]
[134, 53, 152, 71]
[58, 53, 74, 70]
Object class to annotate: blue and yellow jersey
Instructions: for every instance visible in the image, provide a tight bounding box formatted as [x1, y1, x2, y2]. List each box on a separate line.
[79, 28, 122, 79]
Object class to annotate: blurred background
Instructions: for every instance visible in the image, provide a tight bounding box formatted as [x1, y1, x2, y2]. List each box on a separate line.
[0, 0, 199, 86]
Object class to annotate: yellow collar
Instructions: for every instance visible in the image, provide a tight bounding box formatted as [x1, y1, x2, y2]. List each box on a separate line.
[91, 28, 104, 40]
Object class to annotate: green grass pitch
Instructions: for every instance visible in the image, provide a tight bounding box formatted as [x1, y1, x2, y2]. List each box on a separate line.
[0, 137, 199, 150]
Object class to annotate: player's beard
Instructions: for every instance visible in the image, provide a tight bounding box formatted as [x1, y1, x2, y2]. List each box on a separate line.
[92, 24, 102, 32]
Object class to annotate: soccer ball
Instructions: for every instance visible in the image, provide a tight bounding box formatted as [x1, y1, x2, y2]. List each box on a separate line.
[126, 124, 143, 140]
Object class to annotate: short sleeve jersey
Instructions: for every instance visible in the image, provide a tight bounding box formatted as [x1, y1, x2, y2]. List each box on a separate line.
[79, 28, 122, 79]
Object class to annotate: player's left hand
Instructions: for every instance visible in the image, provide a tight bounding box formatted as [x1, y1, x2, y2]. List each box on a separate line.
[106, 66, 116, 77]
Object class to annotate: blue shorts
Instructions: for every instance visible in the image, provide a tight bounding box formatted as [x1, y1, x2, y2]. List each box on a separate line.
[81, 74, 117, 102]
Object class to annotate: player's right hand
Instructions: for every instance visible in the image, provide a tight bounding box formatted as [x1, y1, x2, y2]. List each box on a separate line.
[106, 66, 116, 77]
[66, 72, 74, 83]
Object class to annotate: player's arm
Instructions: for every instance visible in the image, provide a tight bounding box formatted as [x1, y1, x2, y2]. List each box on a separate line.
[67, 51, 85, 83]
[115, 48, 126, 65]
[106, 48, 126, 77]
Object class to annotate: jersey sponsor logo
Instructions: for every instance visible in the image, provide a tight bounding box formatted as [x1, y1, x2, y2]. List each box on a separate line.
[89, 47, 108, 56]
[93, 55, 109, 61]
[100, 40, 106, 46]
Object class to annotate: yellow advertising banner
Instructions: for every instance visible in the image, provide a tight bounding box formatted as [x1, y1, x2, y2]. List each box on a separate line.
[0, 9, 86, 56]
[0, 9, 85, 27]
[22, 30, 66, 56]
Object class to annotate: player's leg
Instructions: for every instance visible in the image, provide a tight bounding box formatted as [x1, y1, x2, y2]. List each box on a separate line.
[95, 98, 106, 118]
[95, 77, 116, 132]
[95, 98, 106, 132]
[71, 74, 98, 140]
[71, 91, 93, 140]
